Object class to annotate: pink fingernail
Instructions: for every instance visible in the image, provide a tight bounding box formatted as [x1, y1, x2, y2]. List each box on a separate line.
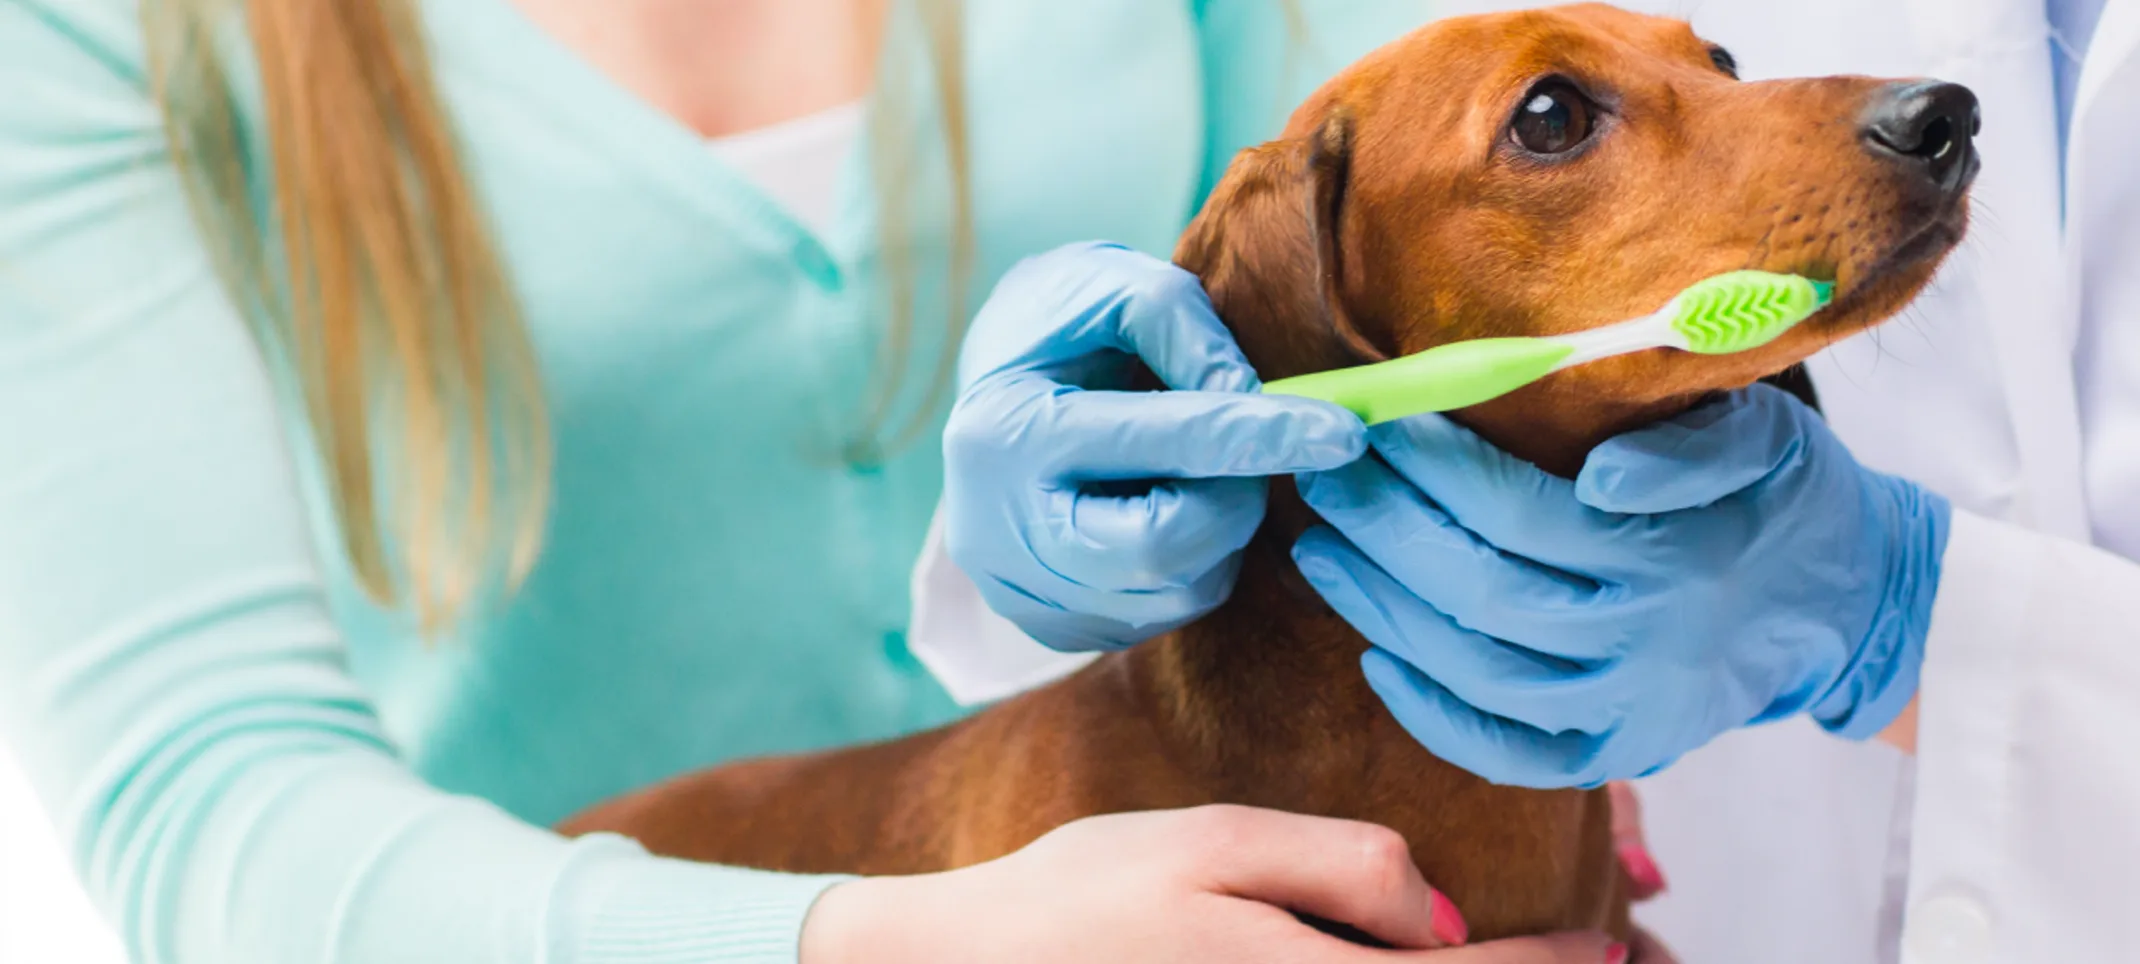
[1429, 889, 1469, 946]
[1605, 941, 1630, 964]
[1618, 843, 1668, 896]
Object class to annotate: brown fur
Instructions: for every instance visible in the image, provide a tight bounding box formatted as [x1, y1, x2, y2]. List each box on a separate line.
[561, 4, 1969, 941]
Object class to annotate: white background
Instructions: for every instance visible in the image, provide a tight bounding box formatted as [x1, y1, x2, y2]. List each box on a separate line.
[0, 748, 124, 964]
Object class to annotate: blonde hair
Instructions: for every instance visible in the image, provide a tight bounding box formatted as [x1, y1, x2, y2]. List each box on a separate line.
[144, 0, 973, 628]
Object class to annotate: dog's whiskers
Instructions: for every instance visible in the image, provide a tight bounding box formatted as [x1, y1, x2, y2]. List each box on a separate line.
[1964, 198, 2012, 249]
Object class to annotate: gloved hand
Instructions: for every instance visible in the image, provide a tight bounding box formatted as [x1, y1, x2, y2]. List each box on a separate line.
[943, 241, 1366, 652]
[1291, 384, 1950, 788]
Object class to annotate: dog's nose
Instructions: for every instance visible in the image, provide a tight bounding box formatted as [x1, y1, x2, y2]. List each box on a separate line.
[1862, 82, 1980, 192]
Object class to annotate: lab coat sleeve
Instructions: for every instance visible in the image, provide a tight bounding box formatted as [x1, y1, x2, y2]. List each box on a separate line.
[0, 5, 842, 963]
[1903, 508, 2140, 963]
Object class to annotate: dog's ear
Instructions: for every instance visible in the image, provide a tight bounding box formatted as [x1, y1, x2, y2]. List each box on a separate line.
[1173, 108, 1389, 382]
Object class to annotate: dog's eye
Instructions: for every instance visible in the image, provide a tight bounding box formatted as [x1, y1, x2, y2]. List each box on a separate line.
[1510, 80, 1595, 155]
[1708, 46, 1740, 79]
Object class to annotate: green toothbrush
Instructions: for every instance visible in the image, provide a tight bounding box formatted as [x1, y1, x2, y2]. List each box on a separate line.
[1261, 270, 1836, 425]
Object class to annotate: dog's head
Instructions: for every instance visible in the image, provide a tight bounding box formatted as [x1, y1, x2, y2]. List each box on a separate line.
[1177, 3, 1975, 472]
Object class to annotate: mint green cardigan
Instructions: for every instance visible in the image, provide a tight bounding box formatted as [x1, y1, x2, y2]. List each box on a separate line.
[0, 1, 1439, 960]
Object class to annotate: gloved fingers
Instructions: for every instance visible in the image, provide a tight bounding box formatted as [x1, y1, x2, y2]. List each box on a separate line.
[1073, 553, 1241, 640]
[976, 545, 1242, 652]
[1297, 459, 1626, 659]
[1005, 608, 1146, 653]
[1036, 478, 1265, 593]
[1038, 387, 1365, 480]
[1108, 258, 1261, 393]
[1367, 416, 1635, 575]
[965, 575, 1133, 653]
[960, 242, 1260, 392]
[957, 242, 1155, 387]
[1003, 241, 1266, 393]
[991, 580, 1222, 653]
[1362, 649, 1609, 790]
[1295, 529, 1622, 737]
[1575, 384, 1811, 514]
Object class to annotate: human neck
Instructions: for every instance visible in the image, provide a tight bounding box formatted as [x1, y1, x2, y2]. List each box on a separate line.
[507, 0, 882, 138]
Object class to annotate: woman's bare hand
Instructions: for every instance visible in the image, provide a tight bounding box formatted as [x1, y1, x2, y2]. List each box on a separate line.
[1609, 782, 1667, 901]
[1608, 782, 1679, 963]
[800, 805, 1630, 964]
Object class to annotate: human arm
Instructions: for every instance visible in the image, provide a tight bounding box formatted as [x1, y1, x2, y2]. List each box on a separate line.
[4, 9, 1628, 963]
[1752, 507, 2140, 959]
[932, 1, 1470, 658]
[1887, 507, 2140, 961]
[1289, 380, 2140, 957]
[1865, 501, 2140, 757]
[914, 3, 1402, 671]
[0, 5, 863, 962]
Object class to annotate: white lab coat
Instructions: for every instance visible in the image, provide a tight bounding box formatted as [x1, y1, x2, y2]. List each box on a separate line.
[908, 1, 2140, 962]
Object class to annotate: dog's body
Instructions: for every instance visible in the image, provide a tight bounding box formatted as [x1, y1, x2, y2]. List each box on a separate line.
[568, 535, 1622, 937]
[564, 4, 1973, 941]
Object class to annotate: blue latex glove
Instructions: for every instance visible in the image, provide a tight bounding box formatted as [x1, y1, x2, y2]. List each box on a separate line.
[1291, 385, 1950, 788]
[943, 241, 1367, 652]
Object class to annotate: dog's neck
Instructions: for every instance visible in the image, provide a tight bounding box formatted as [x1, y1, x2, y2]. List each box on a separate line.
[1145, 226, 1715, 791]
[1446, 386, 1703, 478]
[1128, 377, 1702, 802]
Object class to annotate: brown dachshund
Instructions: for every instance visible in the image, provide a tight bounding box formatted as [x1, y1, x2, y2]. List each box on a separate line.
[562, 3, 1975, 942]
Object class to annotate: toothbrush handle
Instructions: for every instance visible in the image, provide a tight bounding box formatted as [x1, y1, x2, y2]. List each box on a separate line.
[1260, 338, 1575, 425]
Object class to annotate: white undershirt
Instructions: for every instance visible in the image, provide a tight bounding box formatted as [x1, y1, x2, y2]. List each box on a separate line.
[705, 101, 865, 236]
